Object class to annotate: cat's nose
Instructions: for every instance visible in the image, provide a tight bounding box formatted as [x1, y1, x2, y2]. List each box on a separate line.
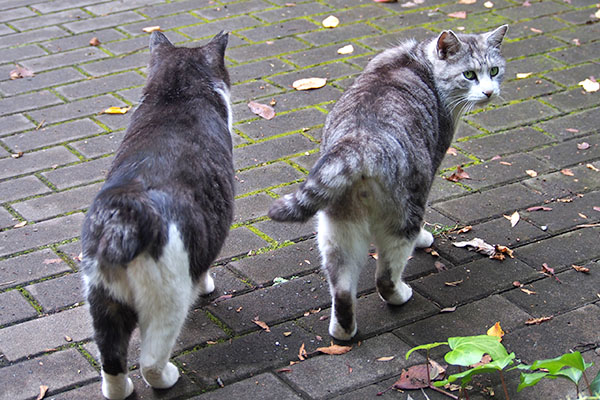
[483, 90, 493, 98]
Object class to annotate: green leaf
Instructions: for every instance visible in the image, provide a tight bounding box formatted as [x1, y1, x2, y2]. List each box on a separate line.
[445, 335, 509, 366]
[591, 368, 600, 396]
[405, 342, 448, 360]
[530, 352, 588, 374]
[435, 353, 516, 388]
[518, 372, 549, 392]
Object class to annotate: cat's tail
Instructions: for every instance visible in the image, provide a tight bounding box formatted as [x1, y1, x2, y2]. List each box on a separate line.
[82, 182, 166, 266]
[268, 143, 362, 222]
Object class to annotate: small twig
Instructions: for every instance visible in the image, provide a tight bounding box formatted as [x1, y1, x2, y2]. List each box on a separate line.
[428, 384, 459, 399]
[499, 370, 510, 400]
[0, 280, 16, 287]
[582, 370, 592, 396]
[421, 387, 432, 400]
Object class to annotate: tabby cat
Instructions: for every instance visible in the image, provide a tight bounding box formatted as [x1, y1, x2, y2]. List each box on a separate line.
[269, 26, 508, 340]
[81, 31, 234, 399]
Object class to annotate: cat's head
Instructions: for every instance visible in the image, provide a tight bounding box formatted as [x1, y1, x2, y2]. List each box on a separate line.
[146, 31, 230, 91]
[428, 25, 508, 115]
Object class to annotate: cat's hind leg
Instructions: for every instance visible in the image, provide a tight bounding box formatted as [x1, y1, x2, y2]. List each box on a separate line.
[374, 231, 418, 305]
[414, 226, 434, 248]
[87, 284, 137, 400]
[318, 212, 370, 341]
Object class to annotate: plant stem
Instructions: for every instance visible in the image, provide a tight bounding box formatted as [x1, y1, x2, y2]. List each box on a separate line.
[582, 370, 592, 395]
[499, 370, 510, 400]
[429, 384, 459, 399]
[426, 350, 432, 384]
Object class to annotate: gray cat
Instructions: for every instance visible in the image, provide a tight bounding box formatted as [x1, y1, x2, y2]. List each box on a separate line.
[81, 31, 234, 399]
[269, 26, 508, 340]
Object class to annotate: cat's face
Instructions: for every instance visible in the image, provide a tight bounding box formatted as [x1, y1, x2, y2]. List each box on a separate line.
[430, 25, 508, 116]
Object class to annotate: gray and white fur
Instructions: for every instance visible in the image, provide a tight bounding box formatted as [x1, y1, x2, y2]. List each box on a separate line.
[269, 26, 508, 340]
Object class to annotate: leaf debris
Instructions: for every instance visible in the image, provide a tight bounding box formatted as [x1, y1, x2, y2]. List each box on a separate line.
[247, 101, 276, 120]
[525, 316, 553, 325]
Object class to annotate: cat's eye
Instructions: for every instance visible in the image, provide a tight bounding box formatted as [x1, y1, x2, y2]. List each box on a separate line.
[490, 66, 499, 77]
[463, 71, 477, 80]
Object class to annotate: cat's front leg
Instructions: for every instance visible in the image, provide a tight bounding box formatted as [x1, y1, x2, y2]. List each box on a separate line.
[198, 270, 215, 295]
[374, 234, 416, 305]
[414, 226, 434, 248]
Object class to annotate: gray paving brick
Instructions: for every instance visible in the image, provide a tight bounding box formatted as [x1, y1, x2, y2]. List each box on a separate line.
[0, 290, 37, 326]
[139, 0, 211, 18]
[0, 67, 86, 97]
[253, 2, 333, 23]
[0, 348, 98, 400]
[233, 133, 317, 170]
[27, 94, 126, 125]
[11, 9, 89, 31]
[216, 226, 269, 261]
[69, 130, 125, 158]
[197, 0, 273, 20]
[240, 18, 318, 42]
[2, 119, 103, 152]
[41, 28, 126, 53]
[191, 372, 301, 400]
[232, 193, 273, 224]
[282, 333, 421, 400]
[20, 46, 108, 73]
[177, 321, 314, 386]
[466, 100, 558, 132]
[56, 70, 145, 100]
[237, 108, 326, 140]
[435, 183, 545, 224]
[496, 0, 571, 20]
[226, 37, 307, 63]
[497, 76, 559, 104]
[543, 63, 599, 88]
[287, 42, 371, 68]
[235, 162, 305, 196]
[0, 26, 69, 49]
[0, 90, 62, 117]
[179, 15, 261, 40]
[25, 272, 83, 312]
[253, 217, 317, 244]
[0, 114, 35, 136]
[552, 23, 600, 45]
[79, 51, 148, 76]
[0, 305, 92, 361]
[0, 249, 71, 289]
[507, 16, 569, 40]
[536, 108, 600, 142]
[228, 239, 320, 286]
[0, 206, 16, 228]
[549, 40, 600, 65]
[118, 13, 200, 36]
[0, 213, 84, 257]
[42, 156, 112, 190]
[231, 79, 283, 103]
[523, 161, 600, 198]
[427, 175, 470, 203]
[85, 0, 165, 16]
[502, 36, 566, 60]
[210, 272, 330, 334]
[0, 44, 47, 65]
[229, 58, 292, 84]
[300, 23, 380, 46]
[533, 135, 599, 169]
[0, 6, 36, 22]
[543, 88, 600, 113]
[33, 0, 112, 13]
[64, 10, 146, 34]
[506, 54, 564, 76]
[457, 126, 553, 160]
[268, 61, 359, 89]
[0, 146, 79, 180]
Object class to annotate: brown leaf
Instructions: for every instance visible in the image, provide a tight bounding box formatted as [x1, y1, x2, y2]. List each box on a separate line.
[64, 335, 72, 342]
[446, 165, 470, 182]
[525, 169, 538, 177]
[13, 221, 27, 228]
[587, 164, 599, 172]
[9, 64, 35, 80]
[486, 322, 504, 340]
[529, 27, 543, 33]
[499, 161, 512, 166]
[495, 245, 514, 259]
[317, 343, 352, 355]
[577, 142, 590, 150]
[452, 237, 495, 256]
[11, 151, 24, 159]
[561, 168, 575, 176]
[393, 360, 446, 390]
[503, 211, 520, 227]
[213, 294, 232, 303]
[277, 368, 292, 373]
[572, 264, 590, 273]
[526, 206, 552, 212]
[513, 281, 523, 287]
[247, 101, 276, 120]
[448, 11, 467, 19]
[458, 0, 476, 3]
[471, 354, 493, 368]
[541, 263, 562, 283]
[444, 279, 463, 287]
[566, 128, 579, 133]
[446, 147, 458, 156]
[142, 26, 162, 33]
[43, 258, 63, 265]
[456, 225, 472, 234]
[594, 206, 600, 212]
[252, 319, 271, 332]
[298, 343, 307, 361]
[525, 316, 553, 325]
[520, 288, 536, 295]
[292, 77, 327, 91]
[36, 385, 49, 400]
[89, 37, 101, 46]
[440, 306, 457, 313]
[377, 356, 395, 362]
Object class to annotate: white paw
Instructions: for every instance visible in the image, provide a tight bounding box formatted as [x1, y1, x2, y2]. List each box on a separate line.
[198, 273, 215, 296]
[141, 362, 180, 389]
[414, 228, 434, 249]
[328, 313, 357, 341]
[379, 281, 413, 305]
[101, 371, 134, 400]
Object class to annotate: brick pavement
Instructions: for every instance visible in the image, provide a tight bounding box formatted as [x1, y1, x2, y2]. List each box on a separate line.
[0, 0, 599, 399]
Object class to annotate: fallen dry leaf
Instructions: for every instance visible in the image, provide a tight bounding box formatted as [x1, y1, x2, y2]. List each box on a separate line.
[456, 225, 472, 234]
[377, 356, 395, 362]
[213, 294, 232, 303]
[248, 101, 276, 120]
[486, 322, 504, 340]
[493, 244, 514, 260]
[283, 331, 292, 337]
[520, 287, 536, 295]
[525, 169, 538, 177]
[448, 11, 467, 19]
[9, 64, 35, 80]
[434, 261, 448, 272]
[578, 78, 599, 93]
[513, 281, 523, 287]
[470, 354, 493, 368]
[102, 106, 131, 114]
[373, 0, 398, 2]
[446, 165, 470, 182]
[337, 44, 354, 55]
[587, 164, 599, 172]
[317, 343, 352, 355]
[483, 1, 494, 7]
[440, 306, 457, 313]
[277, 367, 292, 373]
[142, 26, 162, 33]
[89, 37, 101, 46]
[578, 212, 588, 219]
[525, 316, 553, 325]
[322, 15, 339, 28]
[594, 206, 600, 212]
[526, 206, 552, 212]
[516, 72, 532, 79]
[577, 142, 590, 150]
[504, 211, 520, 228]
[566, 128, 579, 133]
[530, 27, 543, 34]
[36, 385, 49, 400]
[13, 221, 27, 228]
[445, 279, 463, 287]
[561, 168, 575, 176]
[292, 77, 327, 91]
[446, 147, 458, 156]
[595, 8, 600, 19]
[499, 161, 512, 166]
[458, 0, 476, 3]
[11, 151, 24, 159]
[252, 319, 271, 332]
[64, 335, 72, 342]
[541, 263, 562, 283]
[453, 237, 513, 260]
[43, 258, 63, 265]
[572, 264, 590, 273]
[393, 360, 446, 390]
[298, 343, 307, 361]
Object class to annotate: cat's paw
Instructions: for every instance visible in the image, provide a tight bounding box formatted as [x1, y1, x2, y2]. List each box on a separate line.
[101, 371, 134, 400]
[198, 273, 215, 296]
[414, 228, 434, 248]
[379, 281, 413, 305]
[141, 362, 180, 389]
[329, 317, 357, 341]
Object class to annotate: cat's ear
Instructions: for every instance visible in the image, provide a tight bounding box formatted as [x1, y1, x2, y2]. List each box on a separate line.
[484, 25, 508, 49]
[436, 30, 462, 60]
[203, 31, 229, 68]
[149, 31, 174, 53]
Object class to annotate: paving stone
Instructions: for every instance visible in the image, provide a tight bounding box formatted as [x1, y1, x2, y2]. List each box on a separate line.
[502, 36, 566, 61]
[226, 37, 307, 63]
[69, 130, 126, 159]
[0, 176, 51, 203]
[85, 0, 165, 15]
[549, 40, 600, 65]
[42, 156, 112, 190]
[268, 62, 359, 89]
[2, 119, 104, 152]
[253, 217, 317, 244]
[523, 161, 600, 198]
[300, 23, 380, 47]
[230, 79, 283, 104]
[33, 0, 113, 13]
[0, 305, 92, 361]
[0, 207, 16, 229]
[0, 146, 79, 181]
[457, 126, 553, 160]
[557, 6, 599, 24]
[0, 290, 37, 327]
[138, 0, 207, 18]
[79, 51, 148, 76]
[435, 182, 545, 224]
[239, 18, 318, 42]
[216, 226, 270, 261]
[27, 94, 126, 125]
[229, 58, 292, 84]
[235, 162, 305, 196]
[25, 272, 83, 312]
[543, 63, 599, 88]
[552, 22, 600, 45]
[232, 192, 273, 224]
[502, 304, 600, 362]
[63, 10, 146, 34]
[412, 258, 539, 308]
[506, 16, 569, 40]
[56, 70, 145, 100]
[287, 43, 371, 69]
[228, 239, 320, 286]
[177, 321, 314, 386]
[0, 249, 72, 290]
[41, 28, 126, 53]
[333, 3, 392, 22]
[233, 134, 317, 170]
[330, 374, 449, 400]
[496, 0, 571, 21]
[535, 108, 599, 141]
[535, 136, 599, 171]
[0, 26, 69, 49]
[438, 148, 472, 172]
[237, 108, 326, 140]
[0, 45, 45, 68]
[253, 2, 333, 23]
[209, 272, 329, 334]
[506, 54, 564, 76]
[20, 46, 108, 74]
[0, 114, 35, 136]
[497, 76, 559, 104]
[0, 348, 98, 400]
[118, 13, 200, 36]
[0, 67, 86, 97]
[190, 372, 301, 400]
[281, 333, 423, 400]
[0, 90, 62, 117]
[427, 175, 470, 203]
[11, 9, 90, 31]
[95, 108, 134, 131]
[543, 88, 600, 113]
[0, 213, 85, 258]
[101, 33, 182, 56]
[515, 227, 600, 269]
[466, 100, 558, 132]
[0, 6, 36, 22]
